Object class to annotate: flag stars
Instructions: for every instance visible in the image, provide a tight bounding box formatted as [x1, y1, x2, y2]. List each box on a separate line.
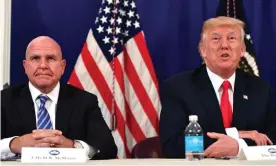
[119, 9, 126, 16]
[99, 8, 103, 14]
[124, 1, 129, 7]
[246, 34, 253, 44]
[116, 17, 122, 25]
[112, 8, 118, 14]
[246, 34, 251, 40]
[112, 37, 119, 44]
[106, 26, 113, 34]
[130, 1, 136, 8]
[116, 27, 121, 34]
[134, 21, 140, 28]
[128, 10, 134, 18]
[110, 18, 115, 24]
[106, 0, 113, 4]
[103, 6, 111, 14]
[124, 30, 129, 37]
[95, 17, 99, 23]
[103, 36, 110, 44]
[100, 16, 108, 24]
[126, 20, 132, 27]
[109, 47, 116, 55]
[97, 25, 104, 33]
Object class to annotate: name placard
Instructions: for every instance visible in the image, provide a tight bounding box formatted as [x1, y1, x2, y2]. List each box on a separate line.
[21, 147, 87, 163]
[240, 145, 276, 161]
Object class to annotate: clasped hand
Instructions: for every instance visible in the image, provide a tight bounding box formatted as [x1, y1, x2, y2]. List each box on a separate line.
[204, 132, 239, 158]
[238, 130, 272, 146]
[10, 129, 74, 154]
[204, 130, 273, 158]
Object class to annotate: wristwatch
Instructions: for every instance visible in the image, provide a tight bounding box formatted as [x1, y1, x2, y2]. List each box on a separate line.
[73, 140, 84, 148]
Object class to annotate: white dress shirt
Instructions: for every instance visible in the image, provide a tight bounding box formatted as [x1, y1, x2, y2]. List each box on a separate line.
[206, 67, 248, 156]
[1, 82, 95, 159]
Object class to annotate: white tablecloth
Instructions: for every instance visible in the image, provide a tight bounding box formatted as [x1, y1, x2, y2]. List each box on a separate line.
[1, 158, 276, 166]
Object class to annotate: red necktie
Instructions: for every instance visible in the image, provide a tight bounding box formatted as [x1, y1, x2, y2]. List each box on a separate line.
[220, 80, 232, 128]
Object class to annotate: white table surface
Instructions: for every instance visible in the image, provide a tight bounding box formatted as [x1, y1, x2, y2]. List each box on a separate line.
[1, 158, 276, 166]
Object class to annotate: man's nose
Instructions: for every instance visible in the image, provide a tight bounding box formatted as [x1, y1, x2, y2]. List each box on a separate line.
[220, 38, 229, 50]
[39, 58, 49, 68]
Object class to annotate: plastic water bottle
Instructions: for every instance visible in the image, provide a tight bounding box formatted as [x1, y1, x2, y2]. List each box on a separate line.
[185, 115, 204, 160]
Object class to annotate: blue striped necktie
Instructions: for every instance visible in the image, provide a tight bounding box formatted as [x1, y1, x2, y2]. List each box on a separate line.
[37, 95, 53, 129]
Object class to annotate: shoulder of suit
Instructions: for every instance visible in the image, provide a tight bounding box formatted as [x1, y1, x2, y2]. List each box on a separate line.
[1, 84, 27, 96]
[61, 84, 98, 99]
[162, 65, 205, 86]
[237, 69, 270, 89]
[163, 70, 194, 84]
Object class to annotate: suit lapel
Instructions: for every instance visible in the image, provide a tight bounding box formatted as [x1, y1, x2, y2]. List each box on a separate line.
[232, 70, 248, 129]
[56, 85, 74, 134]
[17, 85, 37, 133]
[192, 66, 225, 133]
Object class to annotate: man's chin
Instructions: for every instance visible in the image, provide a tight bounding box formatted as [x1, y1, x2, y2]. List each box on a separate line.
[34, 81, 54, 89]
[218, 63, 236, 70]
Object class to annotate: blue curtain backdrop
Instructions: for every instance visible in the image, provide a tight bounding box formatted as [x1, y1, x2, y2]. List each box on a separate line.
[10, 0, 276, 90]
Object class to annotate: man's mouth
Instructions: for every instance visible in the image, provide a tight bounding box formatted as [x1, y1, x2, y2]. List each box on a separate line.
[35, 74, 52, 77]
[221, 53, 230, 58]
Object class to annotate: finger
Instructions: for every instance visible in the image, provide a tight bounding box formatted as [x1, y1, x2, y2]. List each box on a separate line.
[253, 136, 261, 146]
[41, 136, 63, 145]
[33, 129, 62, 135]
[261, 134, 273, 145]
[34, 143, 51, 147]
[238, 130, 248, 135]
[204, 143, 216, 157]
[32, 130, 63, 139]
[255, 133, 265, 146]
[32, 131, 56, 139]
[207, 132, 225, 139]
[238, 132, 250, 139]
[208, 150, 220, 158]
[259, 134, 267, 146]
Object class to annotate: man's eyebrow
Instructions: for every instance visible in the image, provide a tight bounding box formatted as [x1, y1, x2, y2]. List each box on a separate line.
[46, 54, 57, 57]
[29, 54, 40, 58]
[228, 32, 237, 36]
[210, 32, 220, 36]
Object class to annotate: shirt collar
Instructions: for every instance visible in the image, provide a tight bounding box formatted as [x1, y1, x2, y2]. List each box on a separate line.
[28, 82, 60, 104]
[206, 66, 236, 92]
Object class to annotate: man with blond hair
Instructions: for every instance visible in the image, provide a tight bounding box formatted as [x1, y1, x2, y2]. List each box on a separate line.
[1, 36, 117, 159]
[159, 16, 276, 158]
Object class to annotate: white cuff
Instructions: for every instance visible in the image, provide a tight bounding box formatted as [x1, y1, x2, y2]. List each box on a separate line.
[76, 140, 98, 159]
[225, 127, 248, 157]
[1, 137, 18, 158]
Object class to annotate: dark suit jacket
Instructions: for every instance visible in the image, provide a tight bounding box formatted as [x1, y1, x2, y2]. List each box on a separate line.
[1, 84, 117, 159]
[159, 65, 276, 158]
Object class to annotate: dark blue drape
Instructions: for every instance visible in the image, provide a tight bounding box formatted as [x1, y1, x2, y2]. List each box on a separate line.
[10, 0, 276, 90]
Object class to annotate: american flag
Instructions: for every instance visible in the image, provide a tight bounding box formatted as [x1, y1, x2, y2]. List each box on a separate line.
[217, 0, 259, 76]
[68, 0, 161, 158]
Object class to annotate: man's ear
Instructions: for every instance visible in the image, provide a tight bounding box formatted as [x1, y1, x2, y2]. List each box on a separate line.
[23, 60, 27, 73]
[61, 59, 66, 75]
[241, 42, 246, 57]
[199, 42, 206, 58]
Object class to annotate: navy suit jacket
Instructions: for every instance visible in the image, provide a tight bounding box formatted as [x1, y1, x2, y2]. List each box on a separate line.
[1, 84, 117, 159]
[159, 65, 276, 158]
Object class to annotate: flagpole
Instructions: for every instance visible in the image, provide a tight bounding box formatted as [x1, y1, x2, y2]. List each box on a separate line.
[0, 0, 11, 90]
[111, 0, 119, 131]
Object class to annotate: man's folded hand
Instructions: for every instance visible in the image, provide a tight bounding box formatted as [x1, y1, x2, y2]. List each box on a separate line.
[238, 130, 273, 146]
[204, 132, 239, 158]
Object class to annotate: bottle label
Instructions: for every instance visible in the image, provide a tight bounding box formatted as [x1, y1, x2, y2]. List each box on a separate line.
[185, 136, 203, 152]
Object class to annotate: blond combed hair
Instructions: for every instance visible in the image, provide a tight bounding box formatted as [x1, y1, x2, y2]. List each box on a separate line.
[200, 16, 245, 44]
